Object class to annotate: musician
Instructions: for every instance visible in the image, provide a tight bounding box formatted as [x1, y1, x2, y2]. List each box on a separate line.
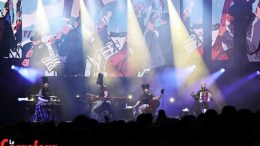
[92, 73, 113, 121]
[32, 77, 52, 122]
[191, 82, 213, 115]
[133, 84, 160, 115]
[38, 82, 51, 102]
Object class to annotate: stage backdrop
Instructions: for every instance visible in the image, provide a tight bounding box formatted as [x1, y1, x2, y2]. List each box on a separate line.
[212, 0, 260, 62]
[18, 0, 205, 77]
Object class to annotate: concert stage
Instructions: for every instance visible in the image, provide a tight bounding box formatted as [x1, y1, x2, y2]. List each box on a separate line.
[1, 59, 260, 125]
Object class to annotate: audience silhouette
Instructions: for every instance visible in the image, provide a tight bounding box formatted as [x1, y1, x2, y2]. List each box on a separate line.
[0, 106, 260, 146]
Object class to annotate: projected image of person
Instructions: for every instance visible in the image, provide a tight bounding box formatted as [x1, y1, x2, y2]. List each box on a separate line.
[134, 1, 146, 32]
[157, 13, 173, 65]
[183, 0, 204, 55]
[84, 10, 114, 76]
[59, 16, 86, 76]
[144, 0, 166, 69]
[21, 33, 48, 74]
[247, 1, 260, 61]
[212, 0, 260, 61]
[14, 1, 22, 44]
[97, 10, 113, 45]
[212, 0, 235, 60]
[86, 3, 142, 77]
[183, 1, 194, 34]
[0, 1, 16, 58]
[214, 6, 235, 60]
[105, 31, 131, 77]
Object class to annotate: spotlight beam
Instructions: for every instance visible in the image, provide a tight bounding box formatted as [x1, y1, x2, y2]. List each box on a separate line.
[127, 0, 151, 73]
[36, 0, 50, 35]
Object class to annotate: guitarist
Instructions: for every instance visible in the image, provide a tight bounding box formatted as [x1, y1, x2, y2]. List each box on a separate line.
[191, 82, 213, 115]
[133, 84, 163, 115]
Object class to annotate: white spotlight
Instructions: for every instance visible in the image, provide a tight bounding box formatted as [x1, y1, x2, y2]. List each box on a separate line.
[11, 65, 15, 69]
[192, 65, 196, 69]
[220, 68, 225, 73]
[169, 97, 175, 103]
[128, 95, 133, 100]
[75, 94, 80, 98]
[257, 71, 260, 75]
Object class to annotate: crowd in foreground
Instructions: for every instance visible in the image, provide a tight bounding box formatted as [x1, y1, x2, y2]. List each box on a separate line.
[0, 106, 260, 146]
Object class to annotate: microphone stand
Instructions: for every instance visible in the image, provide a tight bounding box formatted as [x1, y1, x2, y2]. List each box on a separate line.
[162, 93, 164, 110]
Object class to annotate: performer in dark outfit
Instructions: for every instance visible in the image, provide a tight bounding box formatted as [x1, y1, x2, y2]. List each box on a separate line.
[32, 77, 53, 122]
[91, 73, 113, 121]
[38, 82, 51, 101]
[133, 84, 162, 115]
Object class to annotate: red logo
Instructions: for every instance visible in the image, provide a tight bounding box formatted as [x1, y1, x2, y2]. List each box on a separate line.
[1, 139, 57, 146]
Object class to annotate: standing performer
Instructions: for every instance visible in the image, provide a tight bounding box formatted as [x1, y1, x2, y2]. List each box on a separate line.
[191, 82, 213, 115]
[32, 77, 52, 122]
[91, 73, 113, 121]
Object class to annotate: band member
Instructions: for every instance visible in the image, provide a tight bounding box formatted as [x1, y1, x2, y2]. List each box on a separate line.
[32, 77, 52, 122]
[92, 73, 113, 121]
[191, 82, 213, 115]
[38, 77, 51, 101]
[133, 84, 161, 115]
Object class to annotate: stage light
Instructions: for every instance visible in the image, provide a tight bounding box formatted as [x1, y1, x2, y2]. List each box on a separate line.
[75, 94, 80, 98]
[167, 0, 213, 94]
[192, 65, 196, 69]
[182, 108, 189, 112]
[128, 95, 133, 100]
[12, 66, 41, 83]
[35, 0, 50, 35]
[220, 68, 225, 73]
[169, 97, 175, 103]
[19, 68, 29, 77]
[257, 71, 260, 75]
[127, 0, 151, 74]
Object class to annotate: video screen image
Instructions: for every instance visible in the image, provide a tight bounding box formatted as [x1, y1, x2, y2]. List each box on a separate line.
[212, 0, 260, 62]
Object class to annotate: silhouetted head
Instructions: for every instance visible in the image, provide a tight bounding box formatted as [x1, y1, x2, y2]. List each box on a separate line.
[96, 73, 104, 86]
[158, 110, 166, 118]
[142, 84, 150, 93]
